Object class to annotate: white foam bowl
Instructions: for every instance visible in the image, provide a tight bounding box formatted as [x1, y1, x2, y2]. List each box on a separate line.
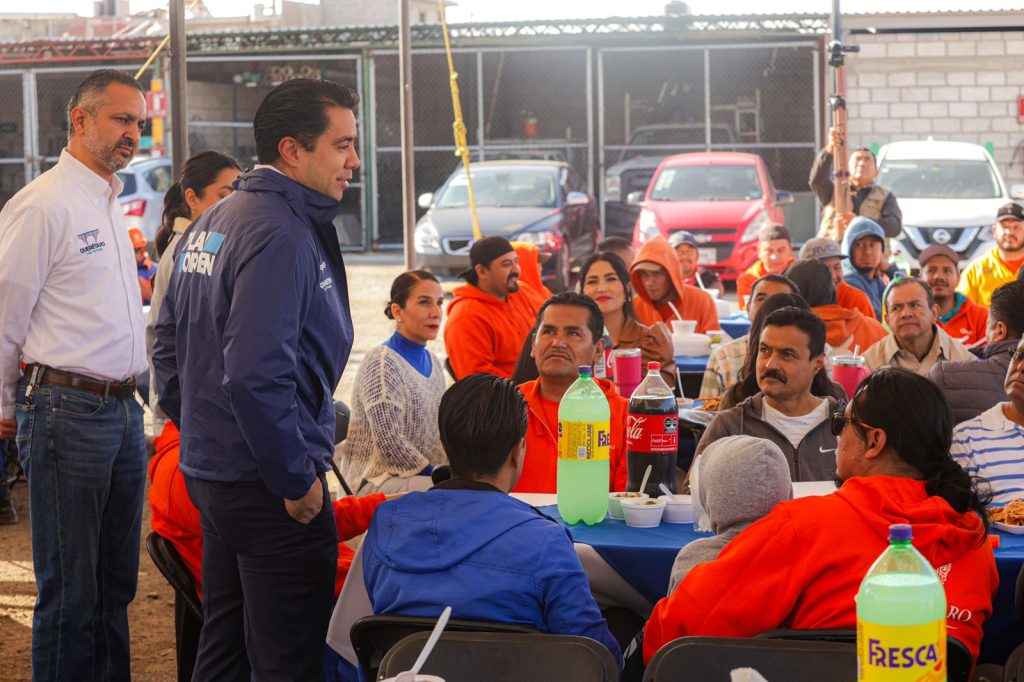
[620, 497, 666, 528]
[659, 494, 694, 524]
[608, 492, 649, 520]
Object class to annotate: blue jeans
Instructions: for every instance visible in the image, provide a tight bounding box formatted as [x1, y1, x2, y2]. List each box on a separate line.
[15, 379, 146, 682]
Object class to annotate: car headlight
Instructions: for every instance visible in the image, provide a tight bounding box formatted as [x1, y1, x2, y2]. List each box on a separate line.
[637, 209, 660, 244]
[605, 175, 621, 203]
[516, 230, 559, 250]
[740, 210, 769, 243]
[414, 222, 442, 255]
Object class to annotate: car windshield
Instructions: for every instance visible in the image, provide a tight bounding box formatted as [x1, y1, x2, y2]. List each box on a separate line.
[116, 172, 136, 197]
[649, 165, 763, 202]
[434, 169, 557, 208]
[878, 159, 1002, 199]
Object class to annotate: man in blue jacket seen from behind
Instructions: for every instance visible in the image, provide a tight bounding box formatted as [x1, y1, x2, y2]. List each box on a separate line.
[362, 373, 622, 669]
[153, 78, 358, 681]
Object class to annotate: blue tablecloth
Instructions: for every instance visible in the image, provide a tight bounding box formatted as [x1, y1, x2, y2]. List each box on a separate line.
[719, 314, 751, 340]
[543, 504, 1024, 664]
[675, 355, 709, 374]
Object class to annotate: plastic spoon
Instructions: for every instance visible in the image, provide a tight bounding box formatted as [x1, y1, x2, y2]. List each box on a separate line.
[395, 606, 452, 682]
[659, 482, 678, 502]
[639, 464, 653, 498]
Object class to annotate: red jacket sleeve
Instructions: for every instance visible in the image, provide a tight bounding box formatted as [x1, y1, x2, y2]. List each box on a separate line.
[332, 493, 387, 542]
[696, 292, 720, 334]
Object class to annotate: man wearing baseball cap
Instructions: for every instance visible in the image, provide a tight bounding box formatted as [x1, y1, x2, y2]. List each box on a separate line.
[736, 224, 796, 306]
[669, 230, 724, 297]
[130, 227, 158, 304]
[798, 237, 875, 319]
[958, 202, 1024, 307]
[444, 236, 547, 379]
[920, 244, 988, 347]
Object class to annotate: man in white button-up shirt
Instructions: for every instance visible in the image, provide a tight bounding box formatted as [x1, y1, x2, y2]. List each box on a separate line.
[0, 69, 147, 682]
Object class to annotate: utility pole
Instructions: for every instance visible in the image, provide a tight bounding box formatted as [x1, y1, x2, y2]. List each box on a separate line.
[399, 0, 416, 269]
[169, 0, 189, 179]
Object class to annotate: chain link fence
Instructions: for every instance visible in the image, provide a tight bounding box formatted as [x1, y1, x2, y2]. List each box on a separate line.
[0, 72, 25, 207]
[372, 46, 591, 246]
[598, 42, 820, 243]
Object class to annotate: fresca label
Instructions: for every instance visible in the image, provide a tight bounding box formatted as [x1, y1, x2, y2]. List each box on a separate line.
[557, 420, 611, 460]
[625, 413, 679, 453]
[857, 620, 946, 681]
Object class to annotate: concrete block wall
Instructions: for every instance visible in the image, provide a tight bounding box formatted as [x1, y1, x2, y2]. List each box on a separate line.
[844, 31, 1024, 188]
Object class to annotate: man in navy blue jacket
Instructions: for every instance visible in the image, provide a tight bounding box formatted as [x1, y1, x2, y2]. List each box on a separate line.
[153, 78, 358, 681]
[362, 374, 622, 669]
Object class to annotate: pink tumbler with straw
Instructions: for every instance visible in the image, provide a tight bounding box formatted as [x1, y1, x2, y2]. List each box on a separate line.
[831, 355, 870, 400]
[614, 348, 642, 398]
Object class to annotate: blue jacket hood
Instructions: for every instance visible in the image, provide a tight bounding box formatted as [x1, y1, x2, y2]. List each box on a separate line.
[841, 216, 886, 257]
[368, 489, 565, 572]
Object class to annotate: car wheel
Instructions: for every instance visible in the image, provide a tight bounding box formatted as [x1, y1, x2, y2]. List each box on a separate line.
[551, 242, 571, 292]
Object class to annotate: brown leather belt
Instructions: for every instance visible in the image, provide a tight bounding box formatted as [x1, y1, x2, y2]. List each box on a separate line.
[22, 364, 137, 400]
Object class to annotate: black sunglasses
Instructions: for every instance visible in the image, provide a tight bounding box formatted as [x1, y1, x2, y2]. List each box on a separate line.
[830, 412, 876, 438]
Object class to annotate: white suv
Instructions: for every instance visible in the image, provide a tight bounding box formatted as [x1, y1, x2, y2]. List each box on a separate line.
[876, 139, 1024, 269]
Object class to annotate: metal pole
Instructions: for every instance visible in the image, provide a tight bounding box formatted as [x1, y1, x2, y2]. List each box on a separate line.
[169, 0, 189, 179]
[399, 0, 416, 269]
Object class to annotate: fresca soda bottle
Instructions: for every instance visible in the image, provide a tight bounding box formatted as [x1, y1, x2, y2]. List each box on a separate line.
[856, 523, 947, 681]
[557, 366, 611, 525]
[626, 362, 679, 496]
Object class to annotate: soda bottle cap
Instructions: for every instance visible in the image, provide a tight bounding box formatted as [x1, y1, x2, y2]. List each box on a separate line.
[578, 366, 592, 376]
[889, 524, 912, 542]
[647, 361, 661, 371]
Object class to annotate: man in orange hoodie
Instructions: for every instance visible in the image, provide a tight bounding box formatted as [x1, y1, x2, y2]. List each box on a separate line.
[920, 244, 989, 348]
[736, 224, 797, 306]
[799, 237, 876, 320]
[445, 236, 548, 379]
[148, 421, 388, 601]
[784, 258, 887, 355]
[629, 237, 718, 333]
[514, 292, 629, 493]
[645, 368, 997, 663]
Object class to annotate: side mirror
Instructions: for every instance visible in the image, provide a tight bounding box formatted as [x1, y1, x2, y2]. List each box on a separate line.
[417, 192, 434, 209]
[1009, 184, 1024, 200]
[566, 191, 590, 206]
[775, 190, 794, 206]
[626, 191, 645, 206]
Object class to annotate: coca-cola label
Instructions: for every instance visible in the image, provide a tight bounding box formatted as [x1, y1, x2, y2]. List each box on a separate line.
[626, 413, 679, 454]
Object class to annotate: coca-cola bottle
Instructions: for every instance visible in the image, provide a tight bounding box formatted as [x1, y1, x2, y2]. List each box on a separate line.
[626, 361, 679, 496]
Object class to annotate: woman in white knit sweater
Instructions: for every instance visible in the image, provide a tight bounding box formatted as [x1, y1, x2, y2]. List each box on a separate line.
[337, 270, 448, 494]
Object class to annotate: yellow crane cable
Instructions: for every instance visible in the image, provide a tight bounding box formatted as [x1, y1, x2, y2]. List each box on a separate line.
[134, 0, 201, 80]
[438, 0, 482, 241]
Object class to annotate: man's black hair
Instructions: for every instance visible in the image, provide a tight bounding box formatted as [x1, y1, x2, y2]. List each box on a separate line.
[253, 78, 360, 165]
[535, 291, 604, 345]
[749, 274, 797, 300]
[851, 146, 877, 164]
[66, 69, 144, 137]
[851, 368, 990, 528]
[990, 281, 1024, 339]
[438, 374, 528, 479]
[763, 305, 827, 359]
[597, 236, 632, 252]
[884, 277, 936, 313]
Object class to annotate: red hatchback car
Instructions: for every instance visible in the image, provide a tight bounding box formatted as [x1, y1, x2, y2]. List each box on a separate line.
[629, 152, 792, 281]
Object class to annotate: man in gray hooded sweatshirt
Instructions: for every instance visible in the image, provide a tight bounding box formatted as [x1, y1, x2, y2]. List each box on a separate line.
[669, 435, 793, 592]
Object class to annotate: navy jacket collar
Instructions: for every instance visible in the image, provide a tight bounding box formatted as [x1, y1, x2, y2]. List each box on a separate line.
[236, 167, 342, 226]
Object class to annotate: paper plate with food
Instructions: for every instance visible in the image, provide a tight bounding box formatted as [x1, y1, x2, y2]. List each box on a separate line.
[990, 499, 1024, 534]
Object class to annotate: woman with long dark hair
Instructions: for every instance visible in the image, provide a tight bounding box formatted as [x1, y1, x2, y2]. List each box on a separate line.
[337, 270, 448, 495]
[578, 251, 676, 390]
[720, 292, 845, 410]
[146, 151, 241, 422]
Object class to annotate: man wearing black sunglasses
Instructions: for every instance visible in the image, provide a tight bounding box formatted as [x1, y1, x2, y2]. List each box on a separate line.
[645, 367, 996, 664]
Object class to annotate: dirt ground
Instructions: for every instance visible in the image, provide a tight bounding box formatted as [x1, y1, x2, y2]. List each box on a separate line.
[0, 254, 444, 680]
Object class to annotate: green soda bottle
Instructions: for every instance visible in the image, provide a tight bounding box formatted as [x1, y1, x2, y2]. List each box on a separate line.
[856, 524, 947, 681]
[556, 366, 611, 525]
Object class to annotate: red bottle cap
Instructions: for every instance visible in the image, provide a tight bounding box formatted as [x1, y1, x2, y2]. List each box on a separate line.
[647, 361, 661, 371]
